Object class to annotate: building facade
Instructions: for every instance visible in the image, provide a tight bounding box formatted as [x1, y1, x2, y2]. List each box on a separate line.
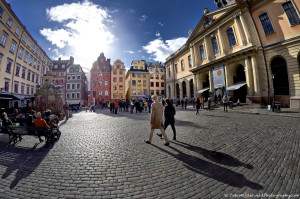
[0, 0, 51, 111]
[166, 0, 300, 108]
[66, 64, 88, 106]
[125, 60, 149, 100]
[111, 59, 126, 101]
[51, 56, 74, 102]
[148, 62, 165, 99]
[89, 53, 111, 105]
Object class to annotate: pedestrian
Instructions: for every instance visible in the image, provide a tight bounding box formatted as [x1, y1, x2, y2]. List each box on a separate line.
[181, 99, 184, 109]
[63, 102, 69, 120]
[144, 95, 170, 146]
[208, 96, 212, 111]
[162, 99, 165, 107]
[110, 101, 115, 113]
[223, 94, 228, 112]
[184, 97, 188, 109]
[135, 100, 139, 114]
[196, 98, 200, 115]
[144, 100, 148, 112]
[193, 98, 196, 109]
[125, 101, 129, 112]
[130, 100, 134, 114]
[214, 94, 218, 106]
[157, 98, 176, 140]
[202, 97, 205, 109]
[114, 100, 118, 114]
[147, 98, 152, 113]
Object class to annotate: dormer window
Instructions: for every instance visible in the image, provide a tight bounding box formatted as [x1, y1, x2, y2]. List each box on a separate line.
[215, 0, 229, 9]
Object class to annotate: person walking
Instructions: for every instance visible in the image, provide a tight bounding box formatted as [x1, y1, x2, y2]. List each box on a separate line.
[63, 102, 69, 120]
[196, 98, 200, 115]
[157, 98, 177, 140]
[147, 98, 152, 113]
[144, 95, 170, 146]
[193, 98, 196, 109]
[130, 100, 134, 114]
[223, 94, 228, 112]
[135, 100, 140, 114]
[114, 100, 118, 114]
[207, 96, 212, 111]
[184, 97, 188, 109]
[144, 101, 148, 112]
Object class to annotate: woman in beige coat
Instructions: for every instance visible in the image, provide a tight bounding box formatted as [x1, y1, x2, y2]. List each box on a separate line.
[144, 95, 170, 146]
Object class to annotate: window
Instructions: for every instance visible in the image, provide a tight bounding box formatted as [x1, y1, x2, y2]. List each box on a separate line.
[7, 18, 13, 27]
[113, 85, 117, 90]
[119, 77, 123, 82]
[156, 82, 159, 87]
[21, 67, 26, 78]
[0, 5, 4, 17]
[72, 93, 75, 99]
[113, 71, 117, 75]
[161, 82, 164, 87]
[161, 90, 165, 95]
[31, 86, 34, 95]
[200, 45, 206, 60]
[132, 73, 136, 77]
[35, 48, 39, 55]
[105, 73, 108, 77]
[143, 89, 147, 95]
[28, 40, 32, 48]
[143, 74, 146, 78]
[33, 59, 37, 68]
[18, 47, 24, 59]
[32, 44, 36, 52]
[67, 76, 71, 80]
[67, 84, 70, 89]
[39, 52, 42, 59]
[151, 90, 154, 95]
[175, 64, 178, 73]
[119, 85, 123, 90]
[60, 79, 63, 84]
[168, 67, 171, 77]
[14, 81, 19, 93]
[161, 75, 164, 79]
[138, 89, 142, 95]
[99, 91, 102, 96]
[72, 75, 75, 80]
[138, 73, 141, 78]
[113, 77, 117, 82]
[100, 58, 103, 62]
[24, 51, 29, 62]
[4, 79, 10, 92]
[105, 91, 108, 96]
[32, 73, 35, 82]
[212, 37, 219, 54]
[99, 81, 102, 86]
[77, 84, 80, 89]
[76, 93, 80, 99]
[29, 55, 33, 65]
[156, 75, 159, 79]
[151, 82, 154, 87]
[6, 58, 13, 73]
[105, 81, 108, 86]
[143, 80, 146, 86]
[21, 83, 25, 94]
[93, 73, 96, 76]
[0, 32, 8, 46]
[93, 81, 96, 87]
[97, 65, 100, 69]
[150, 74, 154, 79]
[156, 90, 160, 95]
[181, 60, 185, 71]
[103, 66, 106, 70]
[0, 54, 2, 69]
[120, 71, 123, 75]
[15, 27, 20, 36]
[283, 2, 300, 26]
[66, 93, 70, 99]
[22, 35, 27, 43]
[188, 55, 192, 67]
[259, 13, 274, 35]
[62, 64, 65, 68]
[26, 85, 30, 95]
[36, 74, 39, 83]
[15, 64, 21, 76]
[77, 75, 80, 79]
[113, 93, 117, 98]
[99, 73, 102, 76]
[72, 84, 75, 89]
[138, 80, 142, 86]
[132, 80, 136, 86]
[132, 89, 136, 95]
[37, 61, 40, 71]
[10, 40, 17, 53]
[93, 91, 96, 97]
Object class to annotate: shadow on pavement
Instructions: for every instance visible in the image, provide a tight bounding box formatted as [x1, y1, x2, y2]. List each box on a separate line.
[151, 144, 262, 190]
[172, 141, 253, 169]
[0, 141, 56, 189]
[175, 119, 207, 129]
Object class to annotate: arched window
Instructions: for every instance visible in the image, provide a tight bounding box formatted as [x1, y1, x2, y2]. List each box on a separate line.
[271, 57, 289, 95]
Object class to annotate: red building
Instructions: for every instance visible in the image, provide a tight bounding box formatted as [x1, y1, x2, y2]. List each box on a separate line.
[89, 53, 111, 105]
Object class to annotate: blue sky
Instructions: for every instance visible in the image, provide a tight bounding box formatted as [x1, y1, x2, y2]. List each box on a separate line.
[7, 0, 216, 72]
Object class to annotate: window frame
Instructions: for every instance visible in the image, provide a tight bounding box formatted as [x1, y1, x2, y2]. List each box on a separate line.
[200, 45, 206, 60]
[282, 1, 300, 26]
[211, 36, 219, 54]
[258, 12, 275, 36]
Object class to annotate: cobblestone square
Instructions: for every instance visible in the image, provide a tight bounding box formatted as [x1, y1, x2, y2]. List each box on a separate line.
[0, 107, 299, 198]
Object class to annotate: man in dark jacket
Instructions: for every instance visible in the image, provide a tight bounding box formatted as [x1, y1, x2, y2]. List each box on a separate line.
[157, 98, 177, 140]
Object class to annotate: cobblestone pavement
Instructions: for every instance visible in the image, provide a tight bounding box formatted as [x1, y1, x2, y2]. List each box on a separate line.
[0, 107, 299, 198]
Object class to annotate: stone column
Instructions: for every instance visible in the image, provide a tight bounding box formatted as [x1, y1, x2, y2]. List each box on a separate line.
[190, 45, 195, 67]
[251, 56, 261, 95]
[204, 36, 211, 61]
[186, 79, 191, 98]
[217, 27, 226, 55]
[193, 74, 197, 96]
[234, 16, 246, 46]
[239, 13, 252, 45]
[179, 81, 183, 99]
[244, 57, 254, 95]
[209, 69, 214, 93]
[224, 63, 231, 88]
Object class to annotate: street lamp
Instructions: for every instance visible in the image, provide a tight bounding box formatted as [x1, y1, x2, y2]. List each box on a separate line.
[272, 74, 275, 112]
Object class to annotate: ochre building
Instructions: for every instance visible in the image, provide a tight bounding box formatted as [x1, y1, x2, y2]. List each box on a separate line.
[111, 59, 126, 101]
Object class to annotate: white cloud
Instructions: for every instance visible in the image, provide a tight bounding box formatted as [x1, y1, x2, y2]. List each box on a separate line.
[158, 22, 164, 27]
[40, 0, 114, 70]
[127, 9, 135, 13]
[143, 37, 187, 62]
[139, 15, 148, 22]
[110, 9, 119, 14]
[155, 32, 161, 37]
[124, 50, 134, 54]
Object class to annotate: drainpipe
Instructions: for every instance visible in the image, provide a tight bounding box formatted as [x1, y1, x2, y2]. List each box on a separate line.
[248, 0, 270, 105]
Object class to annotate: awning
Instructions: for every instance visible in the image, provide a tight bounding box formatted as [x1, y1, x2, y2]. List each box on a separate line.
[196, 87, 210, 94]
[0, 93, 20, 100]
[227, 82, 247, 91]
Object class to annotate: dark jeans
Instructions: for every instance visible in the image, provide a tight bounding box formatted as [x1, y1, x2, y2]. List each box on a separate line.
[115, 108, 118, 114]
[164, 119, 176, 138]
[224, 103, 228, 112]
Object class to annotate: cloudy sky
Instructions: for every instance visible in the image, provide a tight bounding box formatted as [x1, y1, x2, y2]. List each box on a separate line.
[8, 0, 216, 72]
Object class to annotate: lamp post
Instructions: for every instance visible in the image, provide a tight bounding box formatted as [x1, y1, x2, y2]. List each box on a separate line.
[272, 74, 275, 112]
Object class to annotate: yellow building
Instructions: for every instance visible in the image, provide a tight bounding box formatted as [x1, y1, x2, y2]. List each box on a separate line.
[148, 62, 165, 100]
[111, 59, 126, 100]
[0, 0, 52, 110]
[125, 60, 149, 100]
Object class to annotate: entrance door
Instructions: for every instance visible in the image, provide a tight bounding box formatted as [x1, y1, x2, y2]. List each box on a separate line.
[271, 57, 289, 95]
[233, 65, 247, 103]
